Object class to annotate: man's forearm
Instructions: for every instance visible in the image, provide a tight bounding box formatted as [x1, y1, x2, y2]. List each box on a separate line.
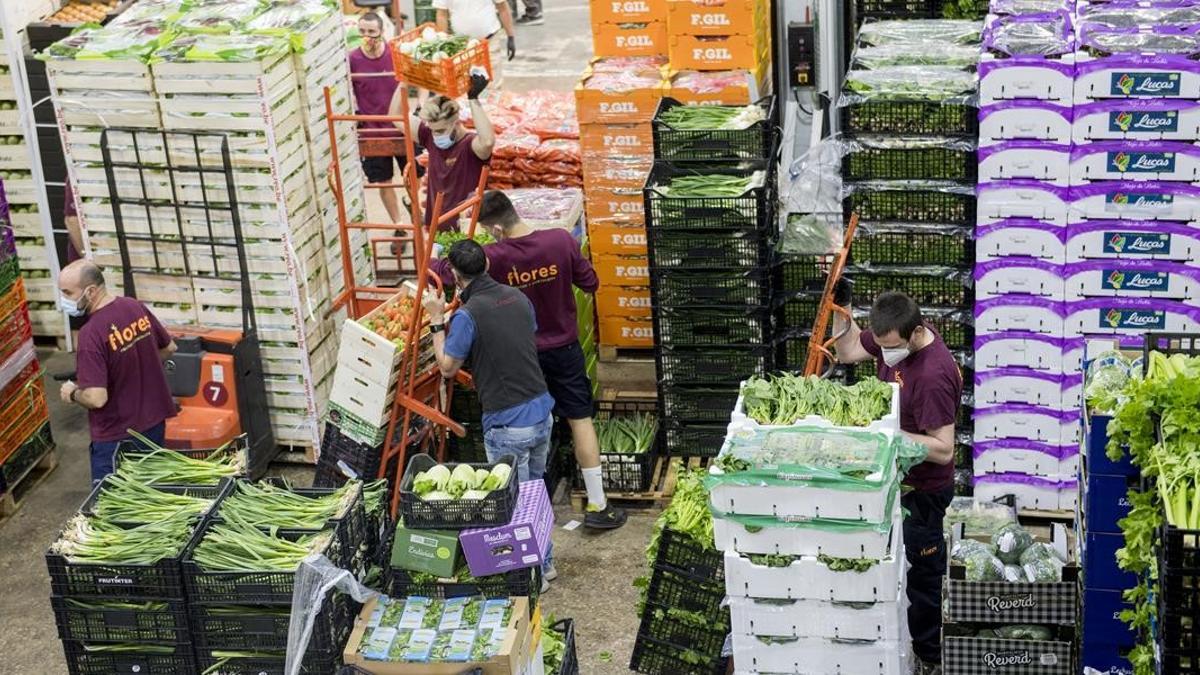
[430, 322, 458, 377]
[833, 313, 865, 364]
[470, 99, 495, 146]
[76, 388, 107, 410]
[497, 1, 515, 36]
[904, 430, 955, 465]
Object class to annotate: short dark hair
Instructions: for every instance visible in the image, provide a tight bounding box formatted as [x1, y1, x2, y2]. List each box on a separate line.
[868, 292, 923, 340]
[477, 190, 520, 229]
[80, 262, 105, 289]
[360, 11, 384, 28]
[447, 240, 487, 278]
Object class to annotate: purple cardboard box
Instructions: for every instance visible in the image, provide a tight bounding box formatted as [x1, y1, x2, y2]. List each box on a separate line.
[459, 480, 553, 577]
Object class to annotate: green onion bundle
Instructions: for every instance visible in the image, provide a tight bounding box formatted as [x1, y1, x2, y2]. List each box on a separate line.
[50, 514, 195, 565]
[664, 174, 757, 197]
[191, 515, 333, 572]
[596, 413, 658, 455]
[659, 104, 765, 130]
[114, 434, 245, 486]
[91, 475, 216, 524]
[217, 480, 360, 529]
[81, 644, 177, 654]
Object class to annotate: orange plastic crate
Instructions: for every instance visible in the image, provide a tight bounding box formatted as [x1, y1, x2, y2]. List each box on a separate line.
[575, 70, 666, 125]
[580, 122, 655, 159]
[0, 278, 27, 323]
[595, 284, 652, 319]
[0, 304, 32, 365]
[668, 33, 770, 71]
[585, 186, 646, 226]
[592, 252, 650, 287]
[668, 66, 769, 105]
[598, 314, 654, 347]
[589, 0, 667, 24]
[0, 377, 48, 463]
[587, 221, 648, 257]
[581, 155, 653, 191]
[390, 24, 493, 98]
[592, 21, 668, 59]
[666, 0, 769, 37]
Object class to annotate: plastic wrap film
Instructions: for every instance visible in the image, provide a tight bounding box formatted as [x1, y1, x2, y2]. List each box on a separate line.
[711, 427, 899, 490]
[1079, 26, 1200, 56]
[286, 555, 380, 675]
[840, 66, 979, 107]
[852, 42, 980, 69]
[783, 138, 842, 250]
[856, 20, 983, 47]
[983, 11, 1075, 56]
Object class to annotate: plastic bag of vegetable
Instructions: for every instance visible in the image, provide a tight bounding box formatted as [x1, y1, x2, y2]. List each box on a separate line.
[962, 548, 1006, 582]
[950, 538, 994, 562]
[1022, 557, 1064, 583]
[995, 624, 1053, 640]
[1003, 564, 1026, 583]
[1019, 542, 1067, 566]
[1085, 351, 1131, 414]
[992, 523, 1034, 565]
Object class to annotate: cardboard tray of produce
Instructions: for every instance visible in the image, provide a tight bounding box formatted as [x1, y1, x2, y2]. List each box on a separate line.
[731, 632, 910, 675]
[727, 381, 900, 438]
[727, 587, 906, 641]
[714, 505, 901, 561]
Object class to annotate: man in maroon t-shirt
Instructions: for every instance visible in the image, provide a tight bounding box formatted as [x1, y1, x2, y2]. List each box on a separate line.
[390, 73, 494, 232]
[430, 191, 627, 530]
[834, 290, 961, 673]
[57, 261, 178, 483]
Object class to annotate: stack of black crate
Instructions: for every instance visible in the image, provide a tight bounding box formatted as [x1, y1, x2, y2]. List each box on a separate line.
[644, 97, 778, 459]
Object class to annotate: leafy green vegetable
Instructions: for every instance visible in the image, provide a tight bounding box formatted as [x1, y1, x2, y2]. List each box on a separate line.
[992, 522, 1034, 565]
[817, 555, 878, 572]
[739, 373, 892, 427]
[995, 624, 1053, 640]
[435, 229, 494, 250]
[844, 66, 977, 102]
[596, 413, 658, 455]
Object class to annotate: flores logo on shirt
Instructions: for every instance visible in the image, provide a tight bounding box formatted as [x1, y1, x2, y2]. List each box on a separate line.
[505, 264, 559, 287]
[107, 316, 154, 353]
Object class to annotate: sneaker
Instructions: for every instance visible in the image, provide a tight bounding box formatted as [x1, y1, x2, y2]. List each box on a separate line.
[515, 13, 544, 25]
[540, 576, 550, 593]
[543, 564, 558, 582]
[584, 503, 627, 530]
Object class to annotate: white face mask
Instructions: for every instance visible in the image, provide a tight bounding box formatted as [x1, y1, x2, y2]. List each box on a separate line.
[881, 345, 911, 367]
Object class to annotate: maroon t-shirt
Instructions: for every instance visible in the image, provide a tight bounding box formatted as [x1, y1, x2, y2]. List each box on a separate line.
[349, 47, 399, 138]
[432, 228, 599, 351]
[418, 122, 487, 231]
[76, 296, 176, 442]
[860, 325, 962, 492]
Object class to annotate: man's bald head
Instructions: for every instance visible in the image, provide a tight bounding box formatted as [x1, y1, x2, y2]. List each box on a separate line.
[60, 259, 105, 292]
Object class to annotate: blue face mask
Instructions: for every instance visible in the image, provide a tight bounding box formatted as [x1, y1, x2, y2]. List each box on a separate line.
[432, 132, 455, 150]
[59, 286, 92, 318]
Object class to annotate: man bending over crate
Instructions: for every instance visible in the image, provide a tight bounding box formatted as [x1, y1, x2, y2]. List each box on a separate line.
[430, 190, 627, 531]
[57, 260, 178, 484]
[833, 288, 961, 675]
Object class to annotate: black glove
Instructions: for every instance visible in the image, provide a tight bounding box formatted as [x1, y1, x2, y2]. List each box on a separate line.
[506, 35, 516, 61]
[832, 276, 853, 307]
[467, 72, 489, 100]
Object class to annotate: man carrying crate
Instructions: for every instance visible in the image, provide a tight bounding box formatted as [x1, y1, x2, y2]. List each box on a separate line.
[833, 288, 961, 675]
[432, 0, 517, 88]
[430, 190, 628, 531]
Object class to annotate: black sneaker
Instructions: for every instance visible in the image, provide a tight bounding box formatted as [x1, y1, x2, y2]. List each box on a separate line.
[515, 13, 544, 25]
[584, 504, 627, 530]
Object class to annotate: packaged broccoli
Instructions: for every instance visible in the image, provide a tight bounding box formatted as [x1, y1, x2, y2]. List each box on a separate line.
[1019, 541, 1067, 566]
[963, 548, 1006, 581]
[1023, 557, 1064, 583]
[995, 624, 1053, 640]
[1003, 564, 1025, 583]
[976, 627, 998, 638]
[992, 523, 1034, 565]
[951, 537, 994, 563]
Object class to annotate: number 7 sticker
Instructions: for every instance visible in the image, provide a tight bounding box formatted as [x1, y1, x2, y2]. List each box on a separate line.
[203, 381, 229, 407]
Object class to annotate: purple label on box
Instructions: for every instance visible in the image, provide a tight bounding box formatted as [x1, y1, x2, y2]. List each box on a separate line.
[973, 439, 1077, 461]
[459, 480, 554, 578]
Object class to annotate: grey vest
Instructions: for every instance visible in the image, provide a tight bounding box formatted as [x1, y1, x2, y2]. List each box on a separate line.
[458, 275, 548, 413]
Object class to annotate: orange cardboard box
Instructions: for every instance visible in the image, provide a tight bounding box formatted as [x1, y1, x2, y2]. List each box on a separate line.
[592, 20, 668, 59]
[579, 122, 655, 159]
[596, 285, 653, 319]
[599, 314, 655, 348]
[668, 66, 769, 105]
[592, 252, 650, 287]
[589, 0, 667, 25]
[575, 69, 666, 125]
[666, 0, 769, 37]
[581, 155, 653, 191]
[585, 186, 645, 225]
[668, 32, 770, 71]
[587, 221, 648, 257]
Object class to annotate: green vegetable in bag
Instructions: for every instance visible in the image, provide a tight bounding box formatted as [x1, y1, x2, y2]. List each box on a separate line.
[1023, 557, 1064, 583]
[992, 523, 1034, 565]
[1019, 542, 1067, 566]
[963, 549, 1005, 582]
[995, 624, 1053, 640]
[1003, 564, 1025, 583]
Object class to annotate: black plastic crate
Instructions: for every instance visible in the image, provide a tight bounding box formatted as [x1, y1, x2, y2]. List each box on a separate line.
[630, 633, 728, 675]
[1145, 333, 1200, 374]
[855, 0, 945, 20]
[78, 477, 231, 526]
[313, 422, 383, 487]
[398, 453, 519, 530]
[650, 266, 776, 307]
[575, 398, 660, 492]
[1157, 646, 1200, 675]
[46, 520, 203, 600]
[549, 618, 580, 675]
[656, 305, 774, 347]
[193, 650, 341, 675]
[211, 481, 368, 562]
[647, 227, 772, 270]
[61, 640, 196, 675]
[639, 602, 730, 657]
[780, 254, 833, 295]
[659, 385, 740, 424]
[183, 520, 344, 605]
[644, 161, 774, 232]
[844, 265, 973, 307]
[840, 97, 977, 136]
[387, 566, 540, 601]
[52, 596, 191, 644]
[657, 344, 774, 385]
[778, 333, 811, 370]
[851, 223, 974, 266]
[191, 592, 356, 651]
[652, 97, 777, 162]
[647, 567, 727, 617]
[654, 527, 725, 582]
[844, 184, 976, 225]
[661, 420, 728, 457]
[780, 296, 820, 331]
[843, 142, 977, 182]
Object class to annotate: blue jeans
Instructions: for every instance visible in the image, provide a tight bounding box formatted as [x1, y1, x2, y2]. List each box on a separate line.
[484, 413, 554, 572]
[90, 421, 166, 484]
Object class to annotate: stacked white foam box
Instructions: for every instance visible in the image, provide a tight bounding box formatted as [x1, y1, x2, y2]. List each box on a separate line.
[973, 6, 1079, 511]
[716, 385, 910, 675]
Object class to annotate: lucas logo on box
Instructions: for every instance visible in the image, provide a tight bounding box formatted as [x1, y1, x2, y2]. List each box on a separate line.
[1106, 191, 1174, 208]
[1103, 269, 1169, 291]
[1104, 232, 1171, 254]
[1108, 151, 1175, 173]
[1112, 72, 1182, 97]
[1104, 308, 1166, 329]
[1111, 110, 1179, 133]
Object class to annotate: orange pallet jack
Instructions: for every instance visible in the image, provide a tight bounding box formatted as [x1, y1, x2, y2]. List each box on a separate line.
[324, 68, 489, 515]
[803, 212, 859, 378]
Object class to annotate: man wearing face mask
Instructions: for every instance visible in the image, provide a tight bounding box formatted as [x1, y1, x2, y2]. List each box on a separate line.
[833, 288, 960, 675]
[390, 73, 494, 232]
[57, 260, 178, 484]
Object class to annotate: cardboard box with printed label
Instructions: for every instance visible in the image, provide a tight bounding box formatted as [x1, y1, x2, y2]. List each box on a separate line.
[595, 285, 652, 319]
[589, 0, 666, 24]
[591, 252, 650, 287]
[389, 523, 461, 578]
[598, 314, 654, 347]
[587, 222, 647, 257]
[459, 481, 554, 577]
[668, 64, 769, 105]
[575, 70, 666, 125]
[580, 155, 654, 191]
[668, 33, 769, 71]
[592, 21, 668, 59]
[579, 122, 654, 159]
[666, 0, 768, 37]
[584, 186, 645, 226]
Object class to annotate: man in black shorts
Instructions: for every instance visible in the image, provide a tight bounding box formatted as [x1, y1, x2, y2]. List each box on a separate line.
[431, 191, 627, 530]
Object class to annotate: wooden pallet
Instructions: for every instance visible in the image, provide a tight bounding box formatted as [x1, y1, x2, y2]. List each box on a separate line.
[274, 444, 319, 465]
[598, 345, 655, 363]
[570, 454, 712, 512]
[1019, 508, 1076, 525]
[0, 448, 59, 521]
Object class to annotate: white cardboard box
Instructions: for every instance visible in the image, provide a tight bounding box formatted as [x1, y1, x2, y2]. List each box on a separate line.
[1064, 260, 1200, 303]
[731, 633, 910, 675]
[973, 404, 1080, 445]
[1072, 99, 1200, 142]
[1073, 56, 1200, 103]
[1070, 141, 1200, 184]
[975, 220, 1067, 264]
[974, 474, 1078, 511]
[974, 259, 1066, 300]
[977, 181, 1071, 226]
[709, 473, 898, 523]
[979, 102, 1072, 145]
[713, 509, 900, 560]
[979, 55, 1076, 105]
[974, 368, 1081, 410]
[723, 525, 904, 603]
[974, 332, 1071, 373]
[1063, 298, 1200, 336]
[728, 591, 906, 642]
[973, 440, 1080, 476]
[1066, 220, 1200, 262]
[1068, 182, 1200, 222]
[978, 142, 1071, 185]
[974, 296, 1066, 335]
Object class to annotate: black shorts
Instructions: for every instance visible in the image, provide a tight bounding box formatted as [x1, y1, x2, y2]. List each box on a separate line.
[537, 341, 594, 420]
[361, 151, 425, 184]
